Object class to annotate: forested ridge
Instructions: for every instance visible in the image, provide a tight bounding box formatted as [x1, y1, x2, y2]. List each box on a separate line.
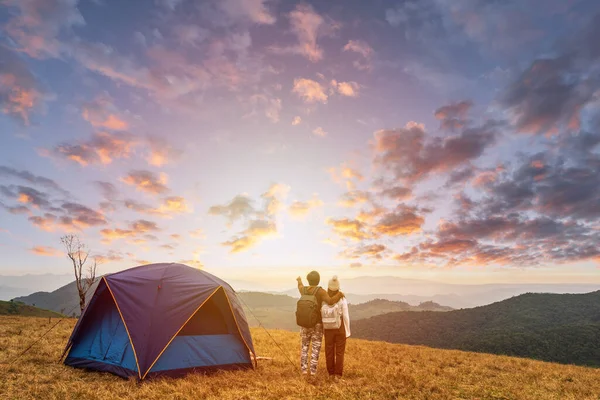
[352, 291, 600, 367]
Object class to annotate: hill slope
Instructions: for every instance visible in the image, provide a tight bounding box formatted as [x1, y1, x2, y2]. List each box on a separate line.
[1, 316, 600, 399]
[0, 301, 64, 317]
[352, 291, 600, 367]
[13, 278, 101, 317]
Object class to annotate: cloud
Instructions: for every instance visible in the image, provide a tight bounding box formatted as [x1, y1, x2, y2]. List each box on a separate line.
[159, 196, 190, 213]
[95, 181, 118, 201]
[2, 204, 30, 215]
[1, 185, 52, 209]
[81, 95, 128, 130]
[157, 0, 183, 11]
[343, 39, 373, 70]
[343, 40, 373, 58]
[124, 196, 191, 217]
[3, 0, 85, 59]
[146, 136, 181, 167]
[338, 190, 372, 208]
[189, 228, 206, 239]
[121, 170, 169, 195]
[217, 0, 276, 25]
[434, 101, 472, 120]
[371, 205, 425, 237]
[95, 181, 118, 212]
[288, 195, 323, 219]
[340, 243, 388, 260]
[374, 120, 498, 183]
[30, 246, 62, 257]
[94, 250, 125, 264]
[434, 100, 472, 130]
[212, 183, 288, 252]
[209, 195, 255, 224]
[331, 80, 359, 97]
[100, 219, 160, 243]
[0, 47, 48, 125]
[312, 127, 327, 137]
[221, 219, 277, 253]
[500, 58, 592, 135]
[248, 94, 282, 123]
[328, 163, 364, 190]
[1, 0, 273, 114]
[326, 217, 371, 241]
[292, 116, 302, 125]
[261, 183, 290, 216]
[15, 186, 51, 208]
[270, 4, 330, 62]
[394, 127, 600, 267]
[497, 13, 600, 135]
[0, 166, 69, 196]
[350, 262, 363, 268]
[49, 132, 138, 166]
[292, 78, 328, 103]
[61, 202, 107, 228]
[380, 186, 412, 201]
[172, 24, 210, 47]
[27, 201, 107, 232]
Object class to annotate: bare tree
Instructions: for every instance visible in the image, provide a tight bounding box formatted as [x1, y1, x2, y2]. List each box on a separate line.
[61, 234, 97, 313]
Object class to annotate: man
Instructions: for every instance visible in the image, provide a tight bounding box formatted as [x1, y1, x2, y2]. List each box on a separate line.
[296, 271, 344, 377]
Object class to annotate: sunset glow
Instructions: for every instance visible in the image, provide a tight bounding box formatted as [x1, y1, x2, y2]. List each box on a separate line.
[1, 0, 600, 288]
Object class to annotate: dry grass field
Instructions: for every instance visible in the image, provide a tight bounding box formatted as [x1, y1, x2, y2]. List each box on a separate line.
[1, 316, 600, 400]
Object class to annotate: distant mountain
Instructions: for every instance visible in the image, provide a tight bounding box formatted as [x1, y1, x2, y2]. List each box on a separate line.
[13, 278, 101, 317]
[238, 292, 299, 331]
[352, 291, 600, 367]
[0, 300, 64, 318]
[0, 274, 72, 301]
[283, 277, 600, 308]
[349, 299, 453, 320]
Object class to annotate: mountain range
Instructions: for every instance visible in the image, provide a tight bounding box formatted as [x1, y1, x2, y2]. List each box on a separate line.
[6, 273, 600, 310]
[352, 291, 600, 367]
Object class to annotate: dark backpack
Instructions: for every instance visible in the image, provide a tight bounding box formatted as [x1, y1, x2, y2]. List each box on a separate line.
[296, 286, 321, 328]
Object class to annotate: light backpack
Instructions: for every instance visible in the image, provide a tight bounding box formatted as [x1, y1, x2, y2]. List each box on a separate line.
[296, 286, 321, 328]
[321, 301, 342, 330]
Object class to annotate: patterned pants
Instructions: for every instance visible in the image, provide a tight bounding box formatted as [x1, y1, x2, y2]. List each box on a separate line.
[300, 323, 323, 374]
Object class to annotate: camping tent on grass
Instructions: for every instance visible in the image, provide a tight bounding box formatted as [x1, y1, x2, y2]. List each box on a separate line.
[62, 263, 256, 380]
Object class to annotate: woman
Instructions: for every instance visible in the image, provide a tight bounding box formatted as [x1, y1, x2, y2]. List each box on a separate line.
[321, 275, 350, 380]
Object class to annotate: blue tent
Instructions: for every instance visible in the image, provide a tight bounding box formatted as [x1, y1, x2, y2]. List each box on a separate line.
[62, 263, 256, 380]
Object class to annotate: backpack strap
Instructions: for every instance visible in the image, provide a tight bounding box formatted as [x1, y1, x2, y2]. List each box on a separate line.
[305, 286, 320, 296]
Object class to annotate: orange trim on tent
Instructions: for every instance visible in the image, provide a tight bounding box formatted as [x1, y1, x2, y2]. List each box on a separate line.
[140, 285, 222, 380]
[223, 289, 257, 368]
[103, 276, 142, 380]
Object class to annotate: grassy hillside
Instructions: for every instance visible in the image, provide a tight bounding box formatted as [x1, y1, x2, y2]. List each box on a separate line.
[1, 316, 600, 399]
[0, 301, 64, 318]
[353, 291, 600, 367]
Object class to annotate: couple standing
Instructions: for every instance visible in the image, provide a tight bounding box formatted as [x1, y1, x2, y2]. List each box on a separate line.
[296, 271, 351, 380]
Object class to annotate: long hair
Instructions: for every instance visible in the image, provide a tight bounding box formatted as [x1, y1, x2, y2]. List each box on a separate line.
[327, 288, 339, 298]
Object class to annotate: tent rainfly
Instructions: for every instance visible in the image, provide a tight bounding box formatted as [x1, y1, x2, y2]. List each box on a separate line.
[62, 263, 256, 380]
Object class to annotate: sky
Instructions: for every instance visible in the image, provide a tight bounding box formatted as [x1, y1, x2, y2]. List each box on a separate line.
[1, 0, 600, 289]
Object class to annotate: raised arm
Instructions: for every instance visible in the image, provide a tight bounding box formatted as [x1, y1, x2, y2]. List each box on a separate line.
[320, 288, 344, 305]
[296, 276, 305, 295]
